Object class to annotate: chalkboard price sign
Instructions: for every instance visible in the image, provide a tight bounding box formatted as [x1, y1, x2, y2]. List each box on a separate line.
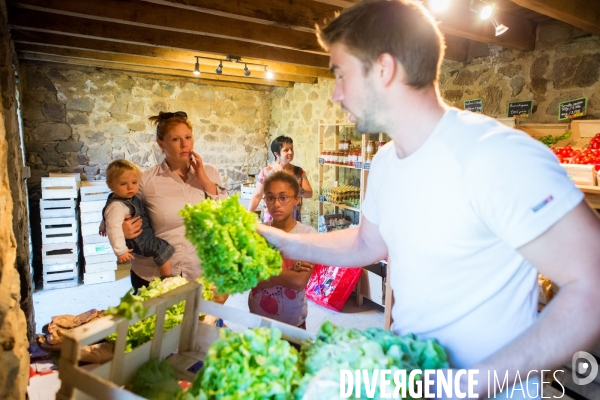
[507, 101, 533, 118]
[558, 97, 587, 121]
[464, 99, 483, 113]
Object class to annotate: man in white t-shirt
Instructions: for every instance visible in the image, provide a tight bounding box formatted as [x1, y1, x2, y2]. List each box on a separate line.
[258, 0, 600, 398]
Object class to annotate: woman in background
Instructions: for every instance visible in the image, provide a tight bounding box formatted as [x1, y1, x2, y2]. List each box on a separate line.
[248, 136, 313, 222]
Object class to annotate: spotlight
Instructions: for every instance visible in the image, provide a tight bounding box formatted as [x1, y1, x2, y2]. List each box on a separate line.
[492, 18, 509, 36]
[216, 61, 223, 74]
[480, 4, 493, 20]
[244, 64, 250, 77]
[429, 0, 450, 12]
[265, 66, 273, 80]
[193, 57, 200, 76]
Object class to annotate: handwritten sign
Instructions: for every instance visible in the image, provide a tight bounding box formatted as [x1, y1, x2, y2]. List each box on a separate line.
[364, 162, 371, 170]
[559, 97, 587, 121]
[354, 162, 363, 170]
[464, 99, 483, 113]
[507, 101, 533, 118]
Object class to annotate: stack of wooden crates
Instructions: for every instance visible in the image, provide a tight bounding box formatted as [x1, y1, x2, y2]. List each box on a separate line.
[39, 174, 81, 289]
[79, 181, 117, 285]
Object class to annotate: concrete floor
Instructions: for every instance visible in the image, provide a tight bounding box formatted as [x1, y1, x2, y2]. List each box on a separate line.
[33, 268, 384, 334]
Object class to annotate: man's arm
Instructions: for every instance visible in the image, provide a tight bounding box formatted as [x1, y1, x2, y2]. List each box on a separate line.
[469, 201, 600, 395]
[257, 215, 388, 267]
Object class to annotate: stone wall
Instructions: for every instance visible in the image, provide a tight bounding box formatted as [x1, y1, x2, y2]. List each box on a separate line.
[440, 20, 600, 121]
[0, 0, 30, 398]
[21, 63, 273, 191]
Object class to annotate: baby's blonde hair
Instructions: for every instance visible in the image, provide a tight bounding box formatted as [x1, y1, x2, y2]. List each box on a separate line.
[106, 159, 142, 189]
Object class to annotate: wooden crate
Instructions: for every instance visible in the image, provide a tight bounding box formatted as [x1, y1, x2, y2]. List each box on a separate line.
[57, 282, 313, 400]
[80, 200, 105, 213]
[84, 270, 116, 285]
[85, 253, 118, 265]
[40, 199, 77, 219]
[81, 222, 101, 237]
[42, 176, 79, 200]
[41, 217, 79, 245]
[43, 263, 78, 286]
[82, 234, 109, 245]
[80, 181, 111, 202]
[81, 212, 103, 224]
[85, 261, 117, 274]
[83, 242, 113, 257]
[42, 243, 79, 265]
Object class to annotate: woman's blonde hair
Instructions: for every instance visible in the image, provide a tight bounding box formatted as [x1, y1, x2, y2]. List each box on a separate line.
[106, 159, 142, 188]
[149, 111, 192, 140]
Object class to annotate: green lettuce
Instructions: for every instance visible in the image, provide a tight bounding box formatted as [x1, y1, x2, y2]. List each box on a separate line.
[180, 195, 282, 295]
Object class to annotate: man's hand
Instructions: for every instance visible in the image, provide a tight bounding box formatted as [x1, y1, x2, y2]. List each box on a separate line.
[291, 261, 314, 273]
[118, 249, 135, 263]
[122, 214, 143, 239]
[256, 223, 290, 256]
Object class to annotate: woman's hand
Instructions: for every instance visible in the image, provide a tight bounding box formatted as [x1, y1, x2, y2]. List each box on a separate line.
[190, 150, 217, 195]
[122, 214, 143, 239]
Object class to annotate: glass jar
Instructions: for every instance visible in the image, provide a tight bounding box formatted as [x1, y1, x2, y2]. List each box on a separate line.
[366, 154, 374, 163]
[366, 140, 375, 155]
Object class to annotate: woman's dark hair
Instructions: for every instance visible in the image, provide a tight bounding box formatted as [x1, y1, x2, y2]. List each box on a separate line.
[149, 111, 192, 140]
[263, 171, 300, 197]
[271, 136, 293, 157]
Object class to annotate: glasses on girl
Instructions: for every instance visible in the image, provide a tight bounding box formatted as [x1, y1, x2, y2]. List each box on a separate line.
[263, 195, 295, 204]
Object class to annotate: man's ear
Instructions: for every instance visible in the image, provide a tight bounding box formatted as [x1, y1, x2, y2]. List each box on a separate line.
[376, 53, 397, 87]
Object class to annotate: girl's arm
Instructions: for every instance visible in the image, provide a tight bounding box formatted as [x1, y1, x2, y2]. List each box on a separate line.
[254, 266, 313, 292]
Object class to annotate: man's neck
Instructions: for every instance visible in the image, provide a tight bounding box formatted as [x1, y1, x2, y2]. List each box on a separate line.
[385, 86, 448, 159]
[272, 216, 297, 233]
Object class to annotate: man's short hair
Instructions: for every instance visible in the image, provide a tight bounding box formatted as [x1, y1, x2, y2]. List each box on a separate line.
[317, 0, 445, 89]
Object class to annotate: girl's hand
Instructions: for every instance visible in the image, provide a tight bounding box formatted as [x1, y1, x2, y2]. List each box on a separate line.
[292, 261, 314, 273]
[118, 250, 135, 263]
[122, 214, 143, 239]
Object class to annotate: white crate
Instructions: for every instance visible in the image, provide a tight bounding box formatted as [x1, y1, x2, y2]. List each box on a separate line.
[80, 211, 103, 224]
[42, 243, 79, 265]
[83, 242, 113, 256]
[81, 222, 101, 237]
[241, 183, 255, 200]
[40, 199, 76, 219]
[43, 263, 78, 283]
[49, 172, 81, 181]
[82, 234, 109, 245]
[41, 176, 79, 199]
[41, 217, 79, 245]
[85, 261, 117, 274]
[79, 200, 105, 213]
[85, 253, 117, 265]
[43, 278, 78, 290]
[84, 270, 116, 285]
[80, 181, 111, 202]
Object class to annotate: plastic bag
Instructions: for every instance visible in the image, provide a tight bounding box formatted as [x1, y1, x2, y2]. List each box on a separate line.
[306, 264, 362, 311]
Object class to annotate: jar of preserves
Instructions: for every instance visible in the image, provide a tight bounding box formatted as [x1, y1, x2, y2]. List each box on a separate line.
[366, 154, 374, 163]
[366, 140, 375, 155]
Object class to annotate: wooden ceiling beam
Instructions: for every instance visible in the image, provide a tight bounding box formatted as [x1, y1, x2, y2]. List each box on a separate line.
[9, 0, 325, 54]
[18, 52, 292, 87]
[8, 8, 330, 68]
[11, 31, 332, 78]
[141, 0, 340, 33]
[16, 43, 317, 83]
[18, 59, 275, 91]
[510, 0, 600, 35]
[442, 34, 470, 62]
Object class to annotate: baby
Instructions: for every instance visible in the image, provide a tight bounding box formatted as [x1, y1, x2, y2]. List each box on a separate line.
[99, 159, 174, 279]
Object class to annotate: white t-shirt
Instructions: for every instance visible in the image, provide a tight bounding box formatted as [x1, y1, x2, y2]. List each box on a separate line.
[362, 108, 583, 369]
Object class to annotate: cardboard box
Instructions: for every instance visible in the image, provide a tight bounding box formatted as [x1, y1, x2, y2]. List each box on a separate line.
[561, 163, 597, 186]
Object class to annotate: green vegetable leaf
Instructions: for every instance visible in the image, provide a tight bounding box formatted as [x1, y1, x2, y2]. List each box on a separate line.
[180, 195, 282, 295]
